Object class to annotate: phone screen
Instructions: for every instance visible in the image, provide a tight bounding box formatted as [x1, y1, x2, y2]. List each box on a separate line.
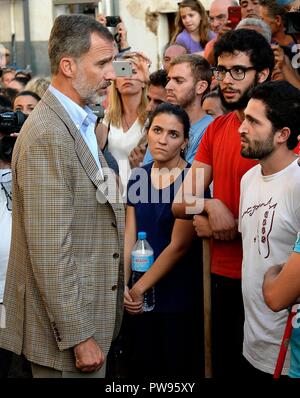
[228, 6, 242, 29]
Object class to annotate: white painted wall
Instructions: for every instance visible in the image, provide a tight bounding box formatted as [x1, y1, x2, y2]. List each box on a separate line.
[0, 0, 214, 73]
[28, 0, 53, 41]
[119, 0, 213, 70]
[0, 0, 24, 42]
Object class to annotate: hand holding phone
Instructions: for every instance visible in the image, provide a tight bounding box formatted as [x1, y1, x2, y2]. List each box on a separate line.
[228, 6, 242, 30]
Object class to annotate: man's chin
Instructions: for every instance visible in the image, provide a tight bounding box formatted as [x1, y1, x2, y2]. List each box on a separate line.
[220, 91, 249, 111]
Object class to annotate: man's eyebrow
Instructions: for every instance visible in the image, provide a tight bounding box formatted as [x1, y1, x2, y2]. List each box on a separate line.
[169, 75, 185, 80]
[217, 64, 251, 68]
[245, 113, 260, 123]
[96, 55, 114, 64]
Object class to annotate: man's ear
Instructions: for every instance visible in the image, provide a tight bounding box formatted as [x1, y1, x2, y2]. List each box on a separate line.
[276, 127, 291, 145]
[275, 15, 282, 29]
[59, 57, 77, 78]
[257, 68, 271, 84]
[196, 80, 209, 96]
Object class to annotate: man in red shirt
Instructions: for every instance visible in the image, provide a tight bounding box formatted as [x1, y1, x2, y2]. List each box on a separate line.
[173, 29, 274, 378]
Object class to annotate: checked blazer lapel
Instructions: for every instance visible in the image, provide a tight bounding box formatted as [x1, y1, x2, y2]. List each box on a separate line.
[41, 90, 124, 216]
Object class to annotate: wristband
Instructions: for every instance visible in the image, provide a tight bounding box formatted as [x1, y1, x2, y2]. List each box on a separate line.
[293, 232, 300, 254]
[119, 46, 131, 53]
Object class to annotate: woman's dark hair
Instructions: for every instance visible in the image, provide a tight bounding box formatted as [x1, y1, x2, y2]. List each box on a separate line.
[147, 102, 190, 140]
[0, 94, 12, 110]
[201, 89, 230, 114]
[11, 76, 31, 87]
[249, 81, 300, 150]
[14, 90, 41, 103]
[214, 29, 275, 80]
[0, 136, 16, 163]
[15, 70, 32, 81]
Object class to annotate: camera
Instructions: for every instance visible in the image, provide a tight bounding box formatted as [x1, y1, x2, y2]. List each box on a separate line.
[0, 135, 16, 162]
[284, 10, 300, 35]
[0, 111, 27, 134]
[106, 16, 121, 27]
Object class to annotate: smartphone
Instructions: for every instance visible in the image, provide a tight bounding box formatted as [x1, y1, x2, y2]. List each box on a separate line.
[228, 6, 242, 30]
[106, 16, 121, 27]
[113, 60, 133, 77]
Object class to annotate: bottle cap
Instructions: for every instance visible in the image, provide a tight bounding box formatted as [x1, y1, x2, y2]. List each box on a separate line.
[138, 231, 147, 240]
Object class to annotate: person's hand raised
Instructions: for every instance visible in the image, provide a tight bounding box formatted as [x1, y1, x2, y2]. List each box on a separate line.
[96, 14, 107, 26]
[122, 52, 151, 84]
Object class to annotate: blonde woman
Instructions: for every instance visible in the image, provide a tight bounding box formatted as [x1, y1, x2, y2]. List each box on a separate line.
[98, 53, 149, 194]
[25, 76, 50, 98]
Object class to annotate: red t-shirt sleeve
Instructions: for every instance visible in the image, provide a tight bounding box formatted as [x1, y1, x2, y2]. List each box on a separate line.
[294, 141, 300, 156]
[194, 123, 213, 165]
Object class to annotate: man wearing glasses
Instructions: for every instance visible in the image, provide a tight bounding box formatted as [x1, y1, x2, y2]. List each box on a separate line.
[173, 29, 274, 378]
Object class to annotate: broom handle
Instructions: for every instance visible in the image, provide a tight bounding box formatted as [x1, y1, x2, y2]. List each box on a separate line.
[203, 238, 213, 378]
[273, 307, 297, 379]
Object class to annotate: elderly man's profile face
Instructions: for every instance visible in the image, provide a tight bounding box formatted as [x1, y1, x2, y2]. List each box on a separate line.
[72, 32, 116, 105]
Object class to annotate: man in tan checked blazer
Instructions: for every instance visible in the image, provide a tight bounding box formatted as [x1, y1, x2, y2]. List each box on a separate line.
[0, 15, 125, 378]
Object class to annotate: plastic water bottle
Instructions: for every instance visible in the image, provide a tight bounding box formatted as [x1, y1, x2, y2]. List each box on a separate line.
[131, 231, 155, 312]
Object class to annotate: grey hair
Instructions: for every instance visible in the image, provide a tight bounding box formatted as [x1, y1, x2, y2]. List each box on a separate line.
[236, 18, 272, 43]
[211, 0, 239, 7]
[25, 76, 51, 98]
[48, 14, 113, 75]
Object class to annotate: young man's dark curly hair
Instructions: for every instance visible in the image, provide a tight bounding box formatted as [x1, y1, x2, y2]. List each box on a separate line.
[214, 29, 275, 79]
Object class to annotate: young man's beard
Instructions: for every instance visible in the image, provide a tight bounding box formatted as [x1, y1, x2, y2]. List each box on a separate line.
[218, 74, 259, 111]
[241, 133, 275, 160]
[176, 89, 197, 110]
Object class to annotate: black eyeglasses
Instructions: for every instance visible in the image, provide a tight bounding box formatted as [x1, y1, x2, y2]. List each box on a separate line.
[211, 66, 257, 81]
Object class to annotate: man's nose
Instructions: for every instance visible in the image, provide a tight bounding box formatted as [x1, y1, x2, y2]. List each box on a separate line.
[166, 80, 173, 90]
[238, 120, 247, 135]
[212, 20, 219, 29]
[158, 133, 167, 144]
[146, 101, 154, 113]
[105, 63, 116, 81]
[222, 71, 234, 84]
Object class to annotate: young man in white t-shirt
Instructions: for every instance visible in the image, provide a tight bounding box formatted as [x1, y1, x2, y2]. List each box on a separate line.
[239, 80, 300, 377]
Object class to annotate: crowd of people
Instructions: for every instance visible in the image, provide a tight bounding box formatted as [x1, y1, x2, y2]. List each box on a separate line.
[0, 0, 300, 380]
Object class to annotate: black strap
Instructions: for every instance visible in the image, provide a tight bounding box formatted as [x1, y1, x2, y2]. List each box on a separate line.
[102, 121, 110, 152]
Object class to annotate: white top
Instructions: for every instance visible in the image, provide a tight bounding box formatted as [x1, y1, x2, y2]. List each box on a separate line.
[239, 158, 300, 375]
[0, 169, 12, 303]
[107, 119, 143, 194]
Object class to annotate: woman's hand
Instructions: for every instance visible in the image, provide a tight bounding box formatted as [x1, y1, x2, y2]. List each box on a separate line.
[122, 52, 151, 84]
[116, 20, 130, 50]
[96, 14, 107, 26]
[124, 285, 144, 315]
[272, 44, 286, 70]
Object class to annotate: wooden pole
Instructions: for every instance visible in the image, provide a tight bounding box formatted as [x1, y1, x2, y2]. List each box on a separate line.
[203, 238, 213, 378]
